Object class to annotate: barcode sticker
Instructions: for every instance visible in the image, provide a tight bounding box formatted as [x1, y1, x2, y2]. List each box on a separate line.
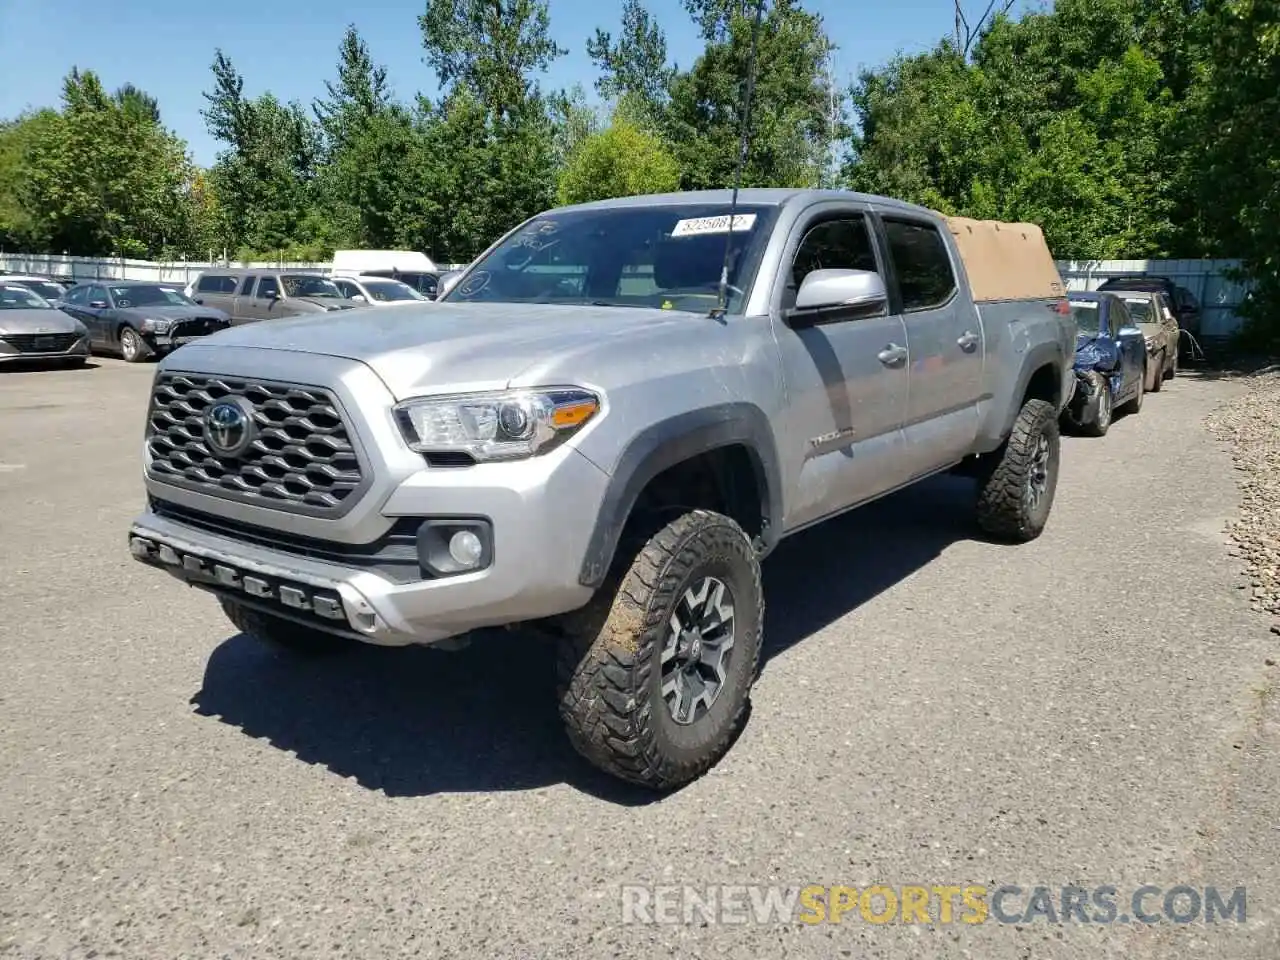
[671, 213, 758, 237]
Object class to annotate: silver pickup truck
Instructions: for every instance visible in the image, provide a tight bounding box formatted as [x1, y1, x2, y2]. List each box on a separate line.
[128, 189, 1076, 789]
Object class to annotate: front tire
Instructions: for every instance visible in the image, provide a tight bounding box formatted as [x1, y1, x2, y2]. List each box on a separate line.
[118, 326, 150, 363]
[1149, 352, 1164, 392]
[975, 397, 1061, 543]
[1083, 375, 1112, 437]
[219, 597, 347, 656]
[555, 509, 763, 790]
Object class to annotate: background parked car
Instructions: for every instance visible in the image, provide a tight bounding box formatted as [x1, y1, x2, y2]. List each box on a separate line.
[0, 282, 90, 368]
[59, 280, 231, 363]
[0, 274, 71, 304]
[331, 274, 430, 306]
[1111, 289, 1180, 391]
[1096, 274, 1201, 341]
[185, 269, 361, 324]
[331, 249, 441, 299]
[1062, 291, 1148, 436]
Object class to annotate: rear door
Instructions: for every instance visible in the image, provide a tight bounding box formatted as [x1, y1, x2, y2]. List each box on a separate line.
[60, 286, 100, 346]
[192, 273, 238, 317]
[874, 212, 983, 474]
[232, 274, 260, 323]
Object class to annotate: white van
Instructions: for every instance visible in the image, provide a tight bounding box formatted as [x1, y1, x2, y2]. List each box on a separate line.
[330, 250, 441, 299]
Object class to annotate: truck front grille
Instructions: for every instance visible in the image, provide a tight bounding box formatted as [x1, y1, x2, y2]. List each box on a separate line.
[171, 317, 226, 338]
[146, 372, 367, 516]
[2, 333, 79, 353]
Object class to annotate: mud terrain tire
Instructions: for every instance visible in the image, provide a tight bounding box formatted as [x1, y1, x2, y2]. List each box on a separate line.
[975, 398, 1061, 543]
[555, 509, 763, 790]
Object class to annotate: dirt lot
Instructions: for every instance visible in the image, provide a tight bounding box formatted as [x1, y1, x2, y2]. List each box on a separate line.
[1, 358, 1278, 959]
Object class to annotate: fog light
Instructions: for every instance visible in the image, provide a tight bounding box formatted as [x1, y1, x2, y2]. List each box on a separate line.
[448, 530, 484, 568]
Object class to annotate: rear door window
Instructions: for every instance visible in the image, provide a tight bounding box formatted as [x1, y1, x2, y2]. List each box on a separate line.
[881, 219, 957, 311]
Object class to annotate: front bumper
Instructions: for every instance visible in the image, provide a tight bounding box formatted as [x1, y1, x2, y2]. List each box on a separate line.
[144, 326, 230, 354]
[0, 334, 90, 363]
[1063, 369, 1103, 426]
[128, 443, 610, 647]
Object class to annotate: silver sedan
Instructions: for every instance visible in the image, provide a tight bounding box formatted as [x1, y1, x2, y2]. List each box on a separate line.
[0, 283, 91, 367]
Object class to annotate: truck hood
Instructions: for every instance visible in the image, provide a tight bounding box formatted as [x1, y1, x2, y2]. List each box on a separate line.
[191, 301, 696, 398]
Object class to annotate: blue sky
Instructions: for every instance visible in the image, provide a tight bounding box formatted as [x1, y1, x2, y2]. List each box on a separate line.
[1, 0, 982, 168]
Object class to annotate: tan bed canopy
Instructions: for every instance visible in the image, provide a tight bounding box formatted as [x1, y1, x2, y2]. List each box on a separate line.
[943, 216, 1065, 303]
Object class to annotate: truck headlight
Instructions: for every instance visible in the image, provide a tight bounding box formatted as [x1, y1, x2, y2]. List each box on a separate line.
[139, 318, 173, 333]
[393, 387, 600, 461]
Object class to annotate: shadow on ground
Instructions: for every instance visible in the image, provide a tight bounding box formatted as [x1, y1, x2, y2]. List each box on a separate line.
[0, 359, 100, 375]
[191, 472, 981, 801]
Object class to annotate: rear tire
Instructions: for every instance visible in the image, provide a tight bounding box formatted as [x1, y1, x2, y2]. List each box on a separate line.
[219, 597, 347, 656]
[555, 509, 763, 790]
[975, 398, 1061, 543]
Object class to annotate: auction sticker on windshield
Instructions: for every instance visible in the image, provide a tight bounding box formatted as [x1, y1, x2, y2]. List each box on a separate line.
[671, 213, 758, 237]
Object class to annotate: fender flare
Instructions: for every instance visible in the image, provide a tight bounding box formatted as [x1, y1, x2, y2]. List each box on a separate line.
[577, 403, 783, 588]
[1000, 342, 1066, 438]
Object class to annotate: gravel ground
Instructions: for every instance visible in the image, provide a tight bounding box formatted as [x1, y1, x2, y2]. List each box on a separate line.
[1206, 366, 1280, 629]
[2, 359, 1279, 960]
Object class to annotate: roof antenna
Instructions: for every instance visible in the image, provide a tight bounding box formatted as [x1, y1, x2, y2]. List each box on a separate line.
[711, 0, 767, 319]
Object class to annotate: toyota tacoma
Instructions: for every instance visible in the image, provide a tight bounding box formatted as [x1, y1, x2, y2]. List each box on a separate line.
[128, 189, 1076, 790]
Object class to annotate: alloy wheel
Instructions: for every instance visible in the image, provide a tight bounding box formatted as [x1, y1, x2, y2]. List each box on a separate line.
[660, 576, 737, 726]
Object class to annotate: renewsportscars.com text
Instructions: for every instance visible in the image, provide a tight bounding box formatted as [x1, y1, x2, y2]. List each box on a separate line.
[620, 884, 1247, 926]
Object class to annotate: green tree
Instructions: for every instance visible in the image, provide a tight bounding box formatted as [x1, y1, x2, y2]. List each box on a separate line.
[418, 0, 566, 120]
[201, 50, 324, 257]
[587, 0, 675, 119]
[1193, 0, 1280, 345]
[665, 0, 843, 190]
[19, 69, 197, 257]
[313, 27, 424, 248]
[556, 115, 681, 205]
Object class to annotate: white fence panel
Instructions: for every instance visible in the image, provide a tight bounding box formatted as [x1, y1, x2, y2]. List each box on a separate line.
[1055, 258, 1250, 338]
[0, 252, 470, 285]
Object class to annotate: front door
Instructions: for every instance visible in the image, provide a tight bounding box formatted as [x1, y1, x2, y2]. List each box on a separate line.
[770, 207, 911, 533]
[876, 214, 984, 477]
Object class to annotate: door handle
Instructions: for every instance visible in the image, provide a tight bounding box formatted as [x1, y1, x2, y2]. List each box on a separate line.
[957, 330, 980, 352]
[877, 343, 908, 367]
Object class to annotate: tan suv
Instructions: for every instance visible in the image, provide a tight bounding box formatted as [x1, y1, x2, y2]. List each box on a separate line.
[1114, 289, 1180, 391]
[186, 269, 361, 325]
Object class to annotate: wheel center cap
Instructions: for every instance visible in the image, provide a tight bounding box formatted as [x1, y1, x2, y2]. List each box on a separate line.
[681, 629, 703, 664]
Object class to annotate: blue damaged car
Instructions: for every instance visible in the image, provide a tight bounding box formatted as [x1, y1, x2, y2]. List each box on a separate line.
[1061, 291, 1147, 436]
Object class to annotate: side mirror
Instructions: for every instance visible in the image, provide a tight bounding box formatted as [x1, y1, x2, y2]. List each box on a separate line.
[89, 300, 108, 309]
[786, 269, 888, 325]
[350, 294, 366, 303]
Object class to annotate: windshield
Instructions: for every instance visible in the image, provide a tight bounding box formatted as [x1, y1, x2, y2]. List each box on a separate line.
[363, 270, 438, 295]
[13, 280, 66, 301]
[442, 204, 778, 314]
[1119, 297, 1154, 322]
[362, 279, 424, 302]
[0, 285, 52, 309]
[108, 285, 194, 308]
[282, 275, 343, 299]
[1070, 299, 1101, 334]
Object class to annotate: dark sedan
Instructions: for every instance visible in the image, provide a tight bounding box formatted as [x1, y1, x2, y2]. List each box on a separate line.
[1061, 291, 1148, 436]
[59, 280, 232, 362]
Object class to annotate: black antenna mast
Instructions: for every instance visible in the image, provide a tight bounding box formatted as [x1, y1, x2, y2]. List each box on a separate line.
[712, 0, 768, 318]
